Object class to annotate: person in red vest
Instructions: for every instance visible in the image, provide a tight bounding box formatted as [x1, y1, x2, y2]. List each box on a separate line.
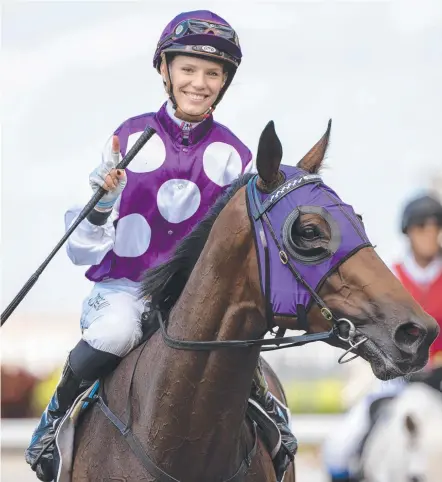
[392, 193, 442, 366]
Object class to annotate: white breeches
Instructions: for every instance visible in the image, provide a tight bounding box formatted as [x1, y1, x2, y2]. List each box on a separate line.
[80, 282, 145, 357]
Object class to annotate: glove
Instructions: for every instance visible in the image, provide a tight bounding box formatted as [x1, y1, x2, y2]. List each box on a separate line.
[89, 135, 127, 213]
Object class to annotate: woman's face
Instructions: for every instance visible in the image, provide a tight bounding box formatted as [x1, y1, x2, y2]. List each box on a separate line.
[161, 55, 227, 116]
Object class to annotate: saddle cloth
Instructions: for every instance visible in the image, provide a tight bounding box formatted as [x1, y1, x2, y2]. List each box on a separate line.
[53, 382, 100, 482]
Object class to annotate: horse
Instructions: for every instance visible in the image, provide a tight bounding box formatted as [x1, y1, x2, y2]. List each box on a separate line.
[360, 380, 442, 482]
[69, 120, 439, 481]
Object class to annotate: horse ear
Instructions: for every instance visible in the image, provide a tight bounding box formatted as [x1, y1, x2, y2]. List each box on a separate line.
[297, 119, 332, 174]
[405, 413, 418, 437]
[256, 121, 283, 187]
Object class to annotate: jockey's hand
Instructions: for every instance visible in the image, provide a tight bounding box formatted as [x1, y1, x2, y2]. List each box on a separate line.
[89, 135, 127, 212]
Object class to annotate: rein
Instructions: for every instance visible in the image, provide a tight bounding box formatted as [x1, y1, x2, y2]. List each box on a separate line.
[157, 309, 334, 351]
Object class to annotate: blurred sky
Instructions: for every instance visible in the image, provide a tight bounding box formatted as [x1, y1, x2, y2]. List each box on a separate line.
[2, 0, 442, 316]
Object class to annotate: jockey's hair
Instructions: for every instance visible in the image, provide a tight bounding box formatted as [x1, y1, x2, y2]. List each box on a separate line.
[140, 173, 254, 315]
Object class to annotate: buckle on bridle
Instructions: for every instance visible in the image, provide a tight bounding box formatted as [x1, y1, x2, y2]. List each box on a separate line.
[279, 250, 289, 264]
[321, 307, 333, 321]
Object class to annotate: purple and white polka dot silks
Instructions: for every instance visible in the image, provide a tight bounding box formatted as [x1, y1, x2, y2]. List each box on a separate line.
[85, 102, 252, 283]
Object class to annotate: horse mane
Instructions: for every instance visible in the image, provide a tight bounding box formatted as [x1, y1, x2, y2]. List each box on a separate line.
[140, 173, 254, 314]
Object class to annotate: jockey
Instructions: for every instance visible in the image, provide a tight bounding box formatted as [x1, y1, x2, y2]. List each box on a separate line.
[25, 10, 297, 482]
[322, 192, 442, 482]
[393, 193, 442, 365]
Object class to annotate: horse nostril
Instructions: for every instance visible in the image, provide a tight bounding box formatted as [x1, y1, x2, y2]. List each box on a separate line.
[394, 322, 426, 351]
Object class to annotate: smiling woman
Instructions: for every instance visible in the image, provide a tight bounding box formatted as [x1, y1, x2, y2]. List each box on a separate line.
[162, 55, 230, 119]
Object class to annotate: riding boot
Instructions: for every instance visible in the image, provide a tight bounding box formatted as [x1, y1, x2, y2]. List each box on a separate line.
[24, 359, 83, 481]
[251, 360, 298, 482]
[25, 340, 122, 481]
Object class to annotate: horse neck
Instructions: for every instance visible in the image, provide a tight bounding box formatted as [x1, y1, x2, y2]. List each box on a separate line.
[138, 198, 266, 479]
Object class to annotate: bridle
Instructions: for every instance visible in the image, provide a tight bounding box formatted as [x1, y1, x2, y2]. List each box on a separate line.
[154, 170, 369, 364]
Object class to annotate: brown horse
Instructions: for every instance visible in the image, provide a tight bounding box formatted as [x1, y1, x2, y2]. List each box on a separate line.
[71, 121, 438, 481]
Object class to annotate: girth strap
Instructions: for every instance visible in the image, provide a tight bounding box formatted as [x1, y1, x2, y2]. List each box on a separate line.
[97, 395, 258, 482]
[96, 395, 179, 482]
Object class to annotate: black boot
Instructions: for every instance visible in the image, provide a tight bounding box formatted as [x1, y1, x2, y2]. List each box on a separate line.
[251, 360, 298, 482]
[24, 360, 83, 481]
[25, 340, 121, 481]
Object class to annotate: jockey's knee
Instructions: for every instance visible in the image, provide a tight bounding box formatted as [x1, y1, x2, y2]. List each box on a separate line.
[82, 315, 142, 357]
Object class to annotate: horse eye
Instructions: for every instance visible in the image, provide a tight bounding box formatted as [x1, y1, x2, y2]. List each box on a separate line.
[301, 226, 320, 240]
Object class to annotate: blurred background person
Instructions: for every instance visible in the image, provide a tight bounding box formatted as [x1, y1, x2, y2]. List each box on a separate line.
[392, 193, 442, 366]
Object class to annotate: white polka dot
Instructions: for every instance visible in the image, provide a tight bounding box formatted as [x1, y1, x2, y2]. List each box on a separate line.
[114, 214, 151, 257]
[203, 142, 243, 186]
[157, 179, 201, 224]
[244, 159, 256, 175]
[125, 132, 166, 173]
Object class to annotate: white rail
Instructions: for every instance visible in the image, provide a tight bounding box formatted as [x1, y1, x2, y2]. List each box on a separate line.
[1, 415, 343, 449]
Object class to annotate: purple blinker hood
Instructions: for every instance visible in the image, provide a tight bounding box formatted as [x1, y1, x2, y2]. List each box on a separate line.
[246, 165, 371, 319]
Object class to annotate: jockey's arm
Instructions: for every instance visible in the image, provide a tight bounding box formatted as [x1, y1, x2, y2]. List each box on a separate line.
[64, 196, 120, 266]
[62, 130, 128, 266]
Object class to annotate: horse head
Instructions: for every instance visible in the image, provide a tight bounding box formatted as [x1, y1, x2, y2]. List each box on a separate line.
[250, 120, 439, 380]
